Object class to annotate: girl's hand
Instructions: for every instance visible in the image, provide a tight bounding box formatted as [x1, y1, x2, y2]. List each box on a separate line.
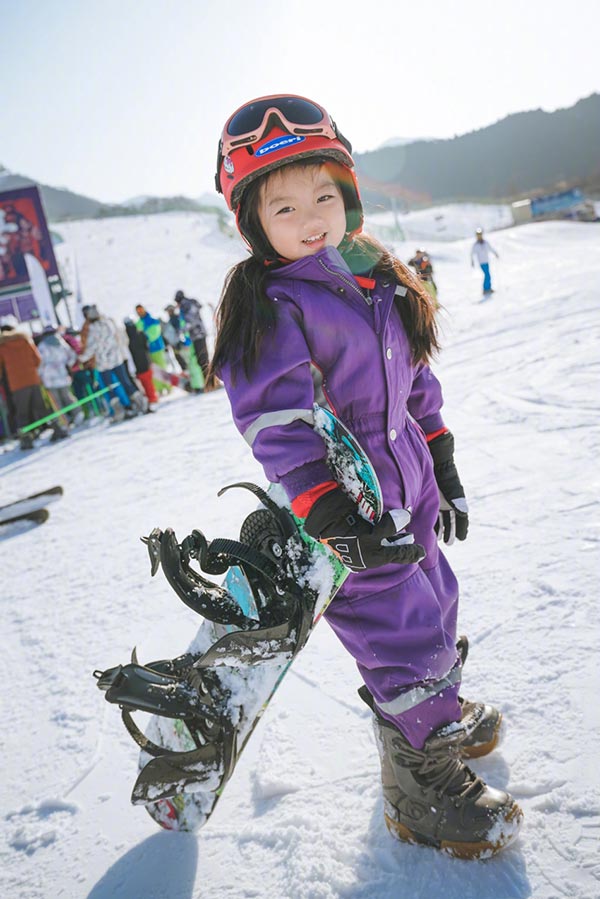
[427, 431, 469, 544]
[304, 487, 425, 572]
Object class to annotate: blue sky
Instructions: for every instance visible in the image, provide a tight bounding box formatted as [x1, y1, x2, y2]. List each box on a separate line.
[2, 0, 599, 203]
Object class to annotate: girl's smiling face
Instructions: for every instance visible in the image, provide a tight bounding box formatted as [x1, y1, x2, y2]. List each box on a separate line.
[258, 164, 347, 261]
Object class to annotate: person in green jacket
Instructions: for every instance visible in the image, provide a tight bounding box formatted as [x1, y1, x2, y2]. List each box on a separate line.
[135, 304, 172, 394]
[164, 304, 204, 393]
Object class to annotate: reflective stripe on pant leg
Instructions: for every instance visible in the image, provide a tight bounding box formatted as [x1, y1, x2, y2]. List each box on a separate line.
[375, 662, 462, 716]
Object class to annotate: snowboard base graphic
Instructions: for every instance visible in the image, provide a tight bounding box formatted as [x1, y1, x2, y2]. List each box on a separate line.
[95, 407, 383, 832]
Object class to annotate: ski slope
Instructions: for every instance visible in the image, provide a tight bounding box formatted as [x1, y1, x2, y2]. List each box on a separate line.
[1, 208, 599, 899]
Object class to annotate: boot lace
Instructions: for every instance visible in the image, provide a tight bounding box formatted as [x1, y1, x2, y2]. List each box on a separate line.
[392, 736, 484, 802]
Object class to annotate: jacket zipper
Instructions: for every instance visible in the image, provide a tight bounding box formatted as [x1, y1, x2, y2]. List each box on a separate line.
[317, 258, 373, 306]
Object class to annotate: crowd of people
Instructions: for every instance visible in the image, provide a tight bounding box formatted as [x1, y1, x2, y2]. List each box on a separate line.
[0, 290, 212, 450]
[1, 231, 499, 454]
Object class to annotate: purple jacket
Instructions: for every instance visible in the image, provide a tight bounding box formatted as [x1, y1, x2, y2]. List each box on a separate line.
[221, 246, 445, 510]
[221, 246, 461, 747]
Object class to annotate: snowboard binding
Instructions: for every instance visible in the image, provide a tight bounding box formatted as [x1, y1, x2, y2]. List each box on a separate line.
[94, 482, 318, 804]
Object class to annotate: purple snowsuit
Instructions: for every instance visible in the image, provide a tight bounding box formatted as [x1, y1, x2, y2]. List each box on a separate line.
[220, 246, 462, 748]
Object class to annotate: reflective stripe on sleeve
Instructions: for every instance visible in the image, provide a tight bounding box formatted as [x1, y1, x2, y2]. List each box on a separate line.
[242, 408, 315, 446]
[375, 664, 462, 716]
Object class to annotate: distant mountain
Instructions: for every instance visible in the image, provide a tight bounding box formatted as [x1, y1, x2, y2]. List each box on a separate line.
[3, 93, 599, 221]
[356, 94, 600, 209]
[0, 168, 108, 220]
[122, 195, 154, 208]
[0, 167, 227, 223]
[376, 136, 435, 149]
[122, 192, 226, 214]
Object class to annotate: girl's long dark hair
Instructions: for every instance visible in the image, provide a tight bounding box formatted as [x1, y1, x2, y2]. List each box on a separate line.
[209, 162, 440, 384]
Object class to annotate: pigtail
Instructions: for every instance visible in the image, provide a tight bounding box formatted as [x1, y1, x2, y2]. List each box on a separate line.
[208, 256, 277, 385]
[348, 235, 441, 365]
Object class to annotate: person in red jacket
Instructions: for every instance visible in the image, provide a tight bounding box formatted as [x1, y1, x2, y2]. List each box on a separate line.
[0, 322, 68, 449]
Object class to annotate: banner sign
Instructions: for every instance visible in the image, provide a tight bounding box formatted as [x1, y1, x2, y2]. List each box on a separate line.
[0, 186, 59, 290]
[530, 188, 583, 218]
[0, 289, 38, 322]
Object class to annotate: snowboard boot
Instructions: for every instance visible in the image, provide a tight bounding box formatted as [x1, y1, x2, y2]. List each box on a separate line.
[369, 705, 522, 857]
[50, 426, 70, 442]
[109, 397, 126, 423]
[19, 433, 35, 450]
[131, 390, 149, 414]
[456, 636, 503, 759]
[459, 697, 502, 759]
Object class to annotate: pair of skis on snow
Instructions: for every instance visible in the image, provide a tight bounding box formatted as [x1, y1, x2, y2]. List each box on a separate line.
[0, 486, 63, 536]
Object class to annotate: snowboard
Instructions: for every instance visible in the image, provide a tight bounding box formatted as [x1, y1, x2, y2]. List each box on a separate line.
[95, 407, 383, 832]
[151, 363, 190, 390]
[0, 508, 50, 536]
[0, 486, 63, 524]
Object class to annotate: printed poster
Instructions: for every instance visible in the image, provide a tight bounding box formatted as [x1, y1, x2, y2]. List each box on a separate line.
[0, 185, 59, 290]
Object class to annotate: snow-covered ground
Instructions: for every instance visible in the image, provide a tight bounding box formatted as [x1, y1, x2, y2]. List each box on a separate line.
[367, 202, 514, 243]
[1, 208, 599, 899]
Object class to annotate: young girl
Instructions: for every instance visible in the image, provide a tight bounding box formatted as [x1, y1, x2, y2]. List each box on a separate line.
[211, 95, 522, 858]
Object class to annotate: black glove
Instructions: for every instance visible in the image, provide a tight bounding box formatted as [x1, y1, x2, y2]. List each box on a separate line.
[428, 431, 469, 544]
[304, 488, 425, 572]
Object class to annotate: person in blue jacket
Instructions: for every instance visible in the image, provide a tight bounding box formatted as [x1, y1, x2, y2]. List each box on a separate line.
[135, 304, 171, 393]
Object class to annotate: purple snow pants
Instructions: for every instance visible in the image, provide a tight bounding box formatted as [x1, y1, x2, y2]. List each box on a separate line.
[324, 420, 462, 749]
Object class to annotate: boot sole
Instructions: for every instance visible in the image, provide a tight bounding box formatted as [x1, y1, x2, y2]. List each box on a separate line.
[461, 713, 503, 759]
[384, 802, 523, 860]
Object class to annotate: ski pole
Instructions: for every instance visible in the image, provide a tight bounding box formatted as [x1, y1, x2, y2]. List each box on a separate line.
[18, 385, 113, 435]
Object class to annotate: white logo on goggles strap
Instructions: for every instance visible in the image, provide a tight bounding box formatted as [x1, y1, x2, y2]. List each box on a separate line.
[255, 135, 305, 157]
[223, 156, 234, 174]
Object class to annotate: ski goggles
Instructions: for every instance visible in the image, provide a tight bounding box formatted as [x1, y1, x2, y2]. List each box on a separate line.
[219, 95, 342, 157]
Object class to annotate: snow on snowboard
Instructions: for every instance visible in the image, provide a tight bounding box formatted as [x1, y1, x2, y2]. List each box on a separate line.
[0, 486, 63, 534]
[95, 407, 383, 832]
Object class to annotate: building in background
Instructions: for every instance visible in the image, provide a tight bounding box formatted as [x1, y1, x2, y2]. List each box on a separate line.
[511, 188, 598, 226]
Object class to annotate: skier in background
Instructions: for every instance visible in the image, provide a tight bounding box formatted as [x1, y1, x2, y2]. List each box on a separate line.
[0, 319, 68, 448]
[63, 328, 98, 420]
[471, 228, 499, 295]
[135, 304, 172, 395]
[124, 318, 158, 410]
[37, 325, 82, 426]
[210, 93, 522, 857]
[408, 248, 438, 306]
[163, 304, 190, 373]
[162, 304, 205, 393]
[173, 290, 210, 385]
[80, 305, 144, 421]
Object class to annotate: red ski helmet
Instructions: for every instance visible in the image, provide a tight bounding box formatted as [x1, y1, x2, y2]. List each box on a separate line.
[215, 94, 363, 237]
